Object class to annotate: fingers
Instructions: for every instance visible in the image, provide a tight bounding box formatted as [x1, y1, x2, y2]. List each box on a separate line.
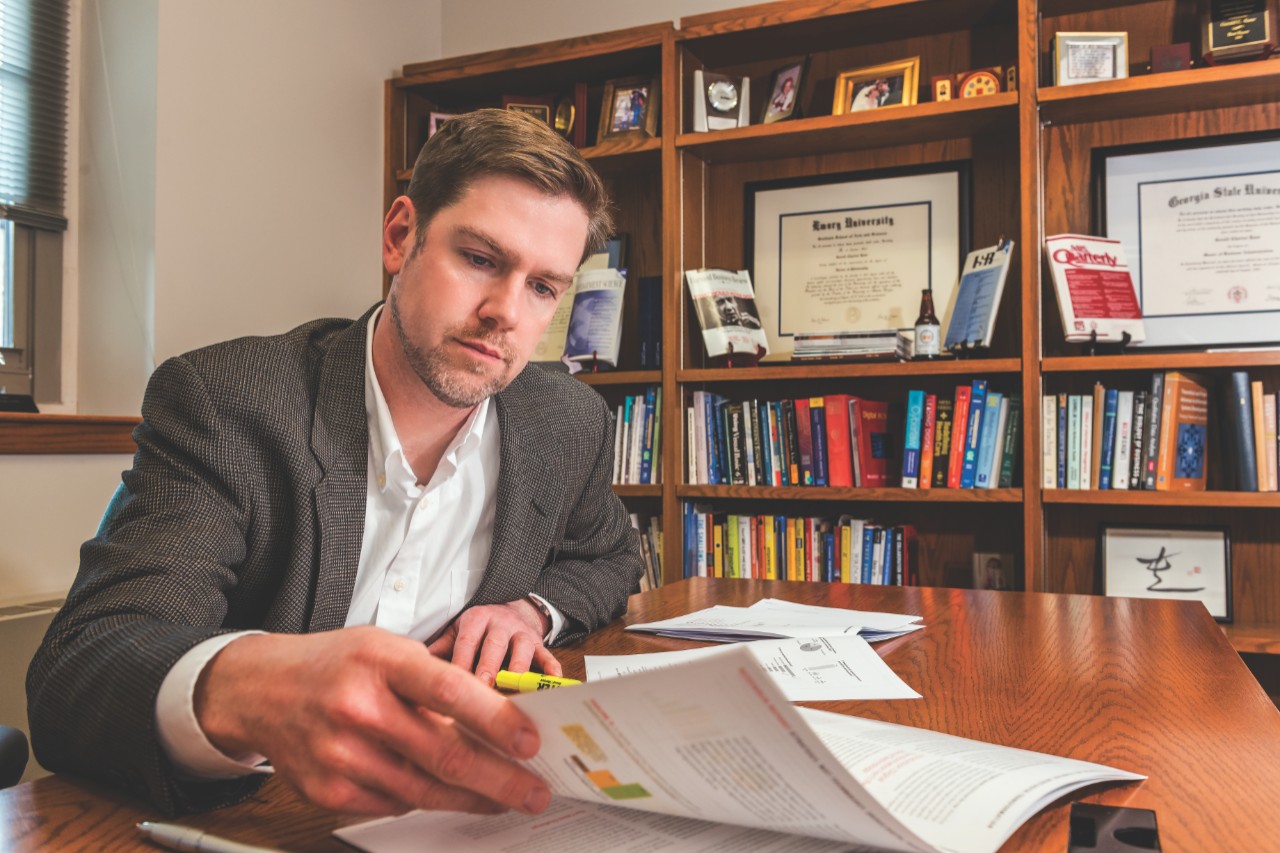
[473, 628, 517, 685]
[425, 626, 456, 659]
[532, 644, 563, 677]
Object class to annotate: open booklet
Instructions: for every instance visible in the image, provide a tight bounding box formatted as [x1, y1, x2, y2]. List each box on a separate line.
[626, 597, 924, 643]
[336, 645, 1142, 853]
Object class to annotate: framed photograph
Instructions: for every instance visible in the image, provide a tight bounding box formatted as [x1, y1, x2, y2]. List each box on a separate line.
[1095, 132, 1280, 347]
[973, 552, 1014, 591]
[598, 76, 659, 141]
[762, 60, 805, 124]
[832, 57, 920, 115]
[1053, 32, 1129, 86]
[746, 161, 970, 361]
[502, 95, 554, 126]
[427, 111, 458, 139]
[1100, 525, 1232, 622]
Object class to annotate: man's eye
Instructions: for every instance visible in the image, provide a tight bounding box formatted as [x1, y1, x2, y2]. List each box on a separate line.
[464, 252, 493, 268]
[531, 281, 557, 299]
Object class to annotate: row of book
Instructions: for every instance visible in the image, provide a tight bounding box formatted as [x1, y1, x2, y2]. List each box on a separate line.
[1041, 370, 1209, 491]
[611, 386, 662, 485]
[682, 504, 920, 585]
[685, 379, 1020, 489]
[630, 513, 663, 591]
[1226, 370, 1280, 492]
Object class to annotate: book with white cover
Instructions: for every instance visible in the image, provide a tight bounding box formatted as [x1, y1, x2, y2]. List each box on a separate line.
[685, 268, 770, 361]
[1044, 234, 1146, 343]
[562, 268, 626, 372]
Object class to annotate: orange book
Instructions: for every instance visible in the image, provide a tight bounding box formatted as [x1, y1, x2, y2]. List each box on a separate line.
[918, 394, 937, 489]
[947, 384, 973, 488]
[1252, 381, 1270, 492]
[1155, 371, 1209, 491]
[785, 517, 798, 581]
[1090, 383, 1106, 490]
[823, 393, 856, 487]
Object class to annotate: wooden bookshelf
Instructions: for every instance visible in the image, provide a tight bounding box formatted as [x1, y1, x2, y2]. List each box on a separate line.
[385, 0, 1280, 656]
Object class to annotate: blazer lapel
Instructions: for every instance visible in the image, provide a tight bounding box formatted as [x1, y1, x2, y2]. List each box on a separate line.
[472, 371, 565, 606]
[307, 307, 375, 632]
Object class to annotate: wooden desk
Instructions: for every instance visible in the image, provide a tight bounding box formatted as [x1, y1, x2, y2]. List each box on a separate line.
[5, 578, 1280, 851]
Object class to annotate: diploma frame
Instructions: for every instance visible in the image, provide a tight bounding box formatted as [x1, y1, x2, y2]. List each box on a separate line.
[745, 161, 971, 361]
[1099, 524, 1232, 622]
[1094, 131, 1280, 348]
[1053, 32, 1129, 85]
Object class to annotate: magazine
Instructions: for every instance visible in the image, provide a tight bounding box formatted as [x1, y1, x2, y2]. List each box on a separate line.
[942, 240, 1015, 349]
[562, 268, 626, 372]
[685, 268, 769, 362]
[1044, 234, 1146, 344]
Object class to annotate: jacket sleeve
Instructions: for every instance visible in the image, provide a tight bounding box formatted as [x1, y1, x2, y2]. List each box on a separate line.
[532, 396, 644, 645]
[26, 356, 268, 815]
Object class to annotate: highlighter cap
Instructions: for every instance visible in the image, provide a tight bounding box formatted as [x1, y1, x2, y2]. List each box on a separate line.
[495, 671, 525, 691]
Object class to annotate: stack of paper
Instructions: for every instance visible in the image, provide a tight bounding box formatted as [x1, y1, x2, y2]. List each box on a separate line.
[791, 329, 911, 361]
[625, 597, 923, 644]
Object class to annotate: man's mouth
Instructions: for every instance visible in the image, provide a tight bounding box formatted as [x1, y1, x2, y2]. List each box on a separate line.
[458, 338, 506, 362]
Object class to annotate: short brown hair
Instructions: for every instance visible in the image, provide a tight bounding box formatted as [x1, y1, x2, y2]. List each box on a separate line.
[405, 108, 612, 263]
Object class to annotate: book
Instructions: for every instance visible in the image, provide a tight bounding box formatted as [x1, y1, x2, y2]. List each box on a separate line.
[1043, 234, 1146, 344]
[1265, 393, 1278, 492]
[809, 397, 829, 487]
[1066, 394, 1082, 490]
[1155, 370, 1210, 491]
[638, 386, 658, 485]
[1089, 383, 1106, 489]
[795, 398, 814, 485]
[1098, 388, 1118, 490]
[948, 384, 973, 489]
[987, 395, 1011, 488]
[338, 647, 1143, 853]
[1112, 390, 1134, 490]
[1041, 394, 1058, 488]
[636, 274, 663, 369]
[1253, 380, 1270, 492]
[852, 398, 890, 487]
[960, 379, 989, 488]
[919, 394, 938, 490]
[1142, 372, 1165, 490]
[1056, 393, 1068, 488]
[823, 393, 855, 488]
[901, 390, 926, 488]
[685, 268, 769, 363]
[1225, 371, 1258, 492]
[974, 391, 1003, 488]
[1078, 392, 1094, 490]
[1128, 391, 1146, 490]
[931, 397, 954, 488]
[942, 239, 1016, 349]
[997, 396, 1021, 488]
[562, 268, 627, 371]
[783, 399, 802, 486]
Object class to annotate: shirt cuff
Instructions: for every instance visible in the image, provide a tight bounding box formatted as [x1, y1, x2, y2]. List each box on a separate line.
[155, 631, 275, 779]
[527, 593, 565, 645]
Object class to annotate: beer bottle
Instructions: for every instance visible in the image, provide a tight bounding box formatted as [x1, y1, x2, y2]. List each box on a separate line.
[914, 288, 941, 359]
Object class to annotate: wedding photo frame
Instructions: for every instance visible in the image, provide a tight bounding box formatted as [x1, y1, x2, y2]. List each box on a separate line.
[762, 59, 806, 124]
[1053, 32, 1129, 85]
[1095, 132, 1280, 348]
[745, 162, 970, 361]
[832, 57, 920, 115]
[1099, 525, 1232, 622]
[599, 76, 660, 141]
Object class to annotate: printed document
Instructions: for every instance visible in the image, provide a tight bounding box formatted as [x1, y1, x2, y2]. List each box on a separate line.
[625, 597, 923, 643]
[585, 634, 921, 701]
[337, 646, 1142, 853]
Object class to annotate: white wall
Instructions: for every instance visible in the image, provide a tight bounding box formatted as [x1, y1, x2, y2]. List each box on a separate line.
[440, 0, 741, 55]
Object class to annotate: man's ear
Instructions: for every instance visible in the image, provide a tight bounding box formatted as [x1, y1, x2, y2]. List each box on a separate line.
[382, 197, 417, 275]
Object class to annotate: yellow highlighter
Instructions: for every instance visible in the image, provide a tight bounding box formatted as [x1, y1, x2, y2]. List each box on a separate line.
[495, 670, 581, 692]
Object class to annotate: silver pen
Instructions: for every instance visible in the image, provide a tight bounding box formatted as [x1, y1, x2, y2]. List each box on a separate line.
[137, 821, 285, 853]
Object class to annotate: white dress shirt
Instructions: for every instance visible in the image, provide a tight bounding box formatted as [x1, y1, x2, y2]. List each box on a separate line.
[155, 308, 562, 778]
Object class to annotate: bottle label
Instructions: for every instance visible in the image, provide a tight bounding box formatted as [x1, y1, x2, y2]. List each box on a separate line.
[915, 323, 940, 356]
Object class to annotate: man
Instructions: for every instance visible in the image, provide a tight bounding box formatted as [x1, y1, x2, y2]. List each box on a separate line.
[26, 109, 643, 819]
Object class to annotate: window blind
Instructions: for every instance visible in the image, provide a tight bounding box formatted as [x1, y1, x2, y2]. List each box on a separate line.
[0, 0, 69, 231]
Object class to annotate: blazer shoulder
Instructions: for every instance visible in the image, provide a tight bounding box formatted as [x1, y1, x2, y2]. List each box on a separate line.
[507, 366, 610, 426]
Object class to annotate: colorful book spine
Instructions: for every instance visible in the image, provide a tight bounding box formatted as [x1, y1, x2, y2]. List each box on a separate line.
[741, 399, 757, 487]
[932, 398, 954, 488]
[767, 400, 784, 487]
[902, 390, 926, 488]
[1042, 395, 1058, 489]
[1253, 381, 1270, 492]
[1056, 393, 1068, 488]
[1112, 390, 1134, 490]
[1089, 383, 1106, 489]
[960, 379, 989, 488]
[1142, 372, 1165, 490]
[639, 386, 657, 485]
[919, 394, 938, 490]
[1098, 388, 1118, 490]
[1265, 393, 1278, 492]
[998, 397, 1021, 488]
[795, 398, 814, 486]
[1128, 391, 1146, 490]
[824, 393, 855, 488]
[809, 397, 829, 487]
[974, 391, 1003, 488]
[1078, 392, 1093, 490]
[1066, 394, 1082, 490]
[948, 385, 973, 488]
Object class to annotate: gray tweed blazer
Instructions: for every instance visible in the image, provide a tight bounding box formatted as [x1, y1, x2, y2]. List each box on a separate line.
[26, 305, 642, 815]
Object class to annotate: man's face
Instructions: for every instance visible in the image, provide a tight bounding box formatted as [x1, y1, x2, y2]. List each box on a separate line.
[381, 174, 589, 408]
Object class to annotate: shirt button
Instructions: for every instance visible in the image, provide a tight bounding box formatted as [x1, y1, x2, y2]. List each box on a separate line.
[393, 578, 406, 592]
[377, 473, 386, 488]
[419, 498, 429, 511]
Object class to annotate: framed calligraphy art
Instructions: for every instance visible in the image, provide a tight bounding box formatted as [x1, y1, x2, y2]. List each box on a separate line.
[746, 162, 970, 361]
[1099, 524, 1232, 622]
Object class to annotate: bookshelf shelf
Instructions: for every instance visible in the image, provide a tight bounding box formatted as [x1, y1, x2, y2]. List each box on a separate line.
[1224, 623, 1280, 656]
[574, 370, 662, 386]
[1043, 490, 1280, 508]
[614, 485, 662, 498]
[580, 136, 662, 169]
[1042, 351, 1280, 373]
[679, 358, 1022, 384]
[678, 485, 1023, 503]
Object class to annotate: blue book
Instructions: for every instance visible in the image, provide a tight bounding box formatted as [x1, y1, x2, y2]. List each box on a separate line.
[714, 396, 731, 485]
[755, 400, 772, 487]
[770, 400, 788, 486]
[881, 527, 894, 585]
[960, 379, 989, 488]
[683, 502, 694, 578]
[861, 525, 877, 584]
[809, 398, 829, 487]
[974, 391, 1003, 488]
[638, 385, 657, 485]
[1056, 393, 1068, 488]
[1098, 388, 1119, 490]
[901, 390, 926, 488]
[704, 394, 721, 485]
[823, 531, 836, 582]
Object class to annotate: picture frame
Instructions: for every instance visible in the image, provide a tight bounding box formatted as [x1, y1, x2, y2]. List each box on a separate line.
[1099, 525, 1231, 622]
[972, 552, 1014, 591]
[832, 57, 920, 115]
[598, 76, 659, 141]
[427, 111, 458, 139]
[761, 59, 806, 124]
[1094, 132, 1280, 348]
[502, 95, 555, 126]
[745, 161, 970, 361]
[1053, 32, 1129, 86]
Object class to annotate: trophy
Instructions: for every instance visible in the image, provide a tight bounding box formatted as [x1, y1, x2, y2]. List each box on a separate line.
[1200, 0, 1278, 63]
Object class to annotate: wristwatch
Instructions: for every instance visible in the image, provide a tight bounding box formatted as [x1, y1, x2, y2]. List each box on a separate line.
[527, 595, 553, 632]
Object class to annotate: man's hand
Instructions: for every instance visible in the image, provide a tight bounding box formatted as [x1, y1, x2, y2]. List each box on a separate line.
[194, 627, 551, 816]
[427, 599, 562, 685]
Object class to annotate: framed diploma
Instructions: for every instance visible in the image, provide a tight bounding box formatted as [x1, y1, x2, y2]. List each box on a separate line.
[1096, 133, 1280, 347]
[746, 163, 970, 362]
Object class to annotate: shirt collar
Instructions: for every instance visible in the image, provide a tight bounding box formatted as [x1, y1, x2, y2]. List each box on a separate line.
[364, 306, 492, 493]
